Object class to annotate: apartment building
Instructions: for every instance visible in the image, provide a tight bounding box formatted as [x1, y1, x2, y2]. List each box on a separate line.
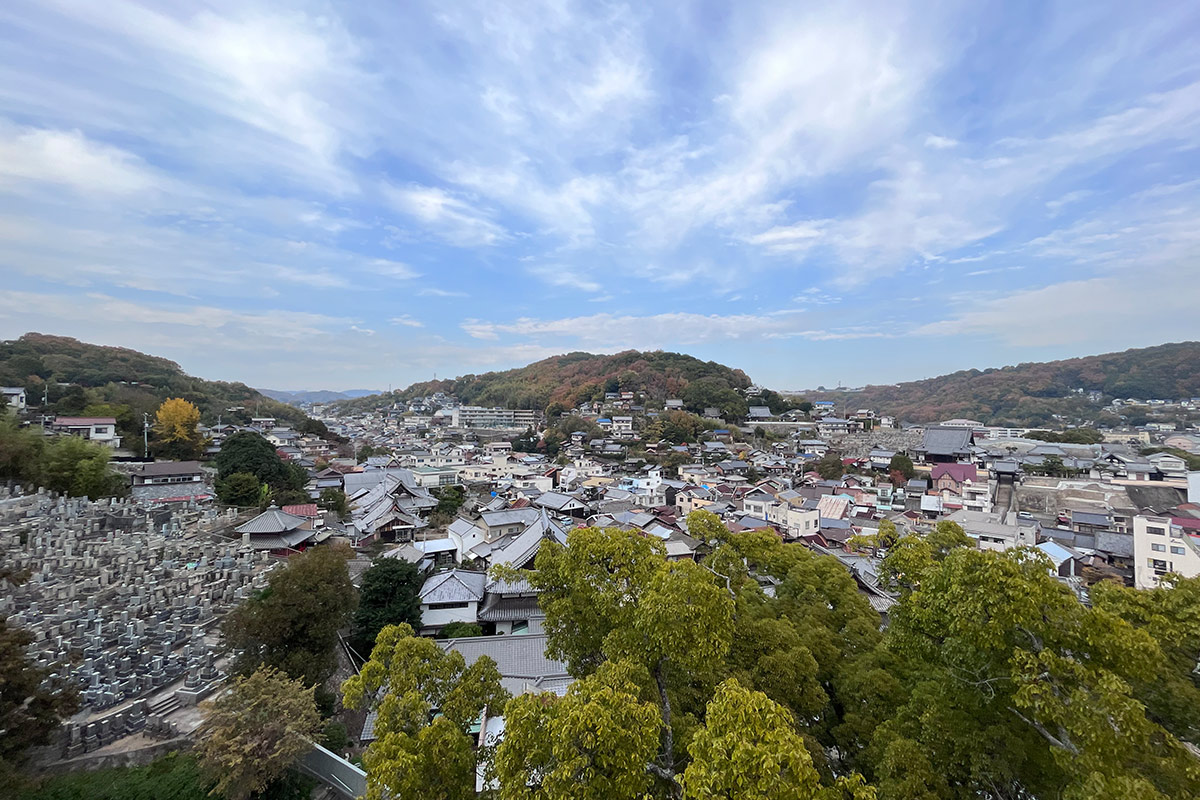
[1133, 515, 1200, 589]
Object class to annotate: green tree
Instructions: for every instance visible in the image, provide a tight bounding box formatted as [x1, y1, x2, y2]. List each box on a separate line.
[815, 452, 845, 480]
[350, 559, 424, 655]
[341, 624, 509, 800]
[38, 436, 125, 499]
[197, 666, 322, 800]
[887, 453, 915, 481]
[0, 616, 79, 784]
[495, 660, 662, 800]
[223, 544, 357, 688]
[152, 397, 204, 460]
[504, 525, 735, 792]
[271, 488, 311, 508]
[432, 485, 466, 516]
[876, 547, 1200, 798]
[683, 377, 748, 420]
[216, 472, 263, 507]
[436, 622, 483, 639]
[680, 678, 823, 800]
[216, 432, 287, 484]
[318, 487, 350, 520]
[15, 753, 212, 800]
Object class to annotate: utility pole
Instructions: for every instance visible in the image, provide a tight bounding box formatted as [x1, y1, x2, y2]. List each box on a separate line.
[143, 413, 151, 459]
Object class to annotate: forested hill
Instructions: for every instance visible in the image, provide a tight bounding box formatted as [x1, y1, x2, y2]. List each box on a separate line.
[334, 351, 753, 414]
[809, 341, 1200, 427]
[0, 333, 312, 432]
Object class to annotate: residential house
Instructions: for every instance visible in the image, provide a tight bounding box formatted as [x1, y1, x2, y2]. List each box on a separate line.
[477, 576, 545, 635]
[1, 387, 26, 413]
[1035, 541, 1086, 579]
[868, 449, 896, 471]
[480, 507, 543, 541]
[931, 463, 993, 513]
[816, 417, 850, 437]
[419, 570, 486, 634]
[130, 461, 209, 503]
[532, 491, 586, 518]
[50, 416, 122, 448]
[946, 509, 1036, 552]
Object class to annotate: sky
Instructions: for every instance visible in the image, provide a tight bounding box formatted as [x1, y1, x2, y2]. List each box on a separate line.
[1, 1, 1199, 392]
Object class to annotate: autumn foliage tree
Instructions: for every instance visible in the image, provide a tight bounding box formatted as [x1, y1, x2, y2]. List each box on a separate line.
[152, 397, 204, 460]
[197, 666, 322, 800]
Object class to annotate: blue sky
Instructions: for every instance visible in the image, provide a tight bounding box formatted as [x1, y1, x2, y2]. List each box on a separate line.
[1, 1, 1198, 392]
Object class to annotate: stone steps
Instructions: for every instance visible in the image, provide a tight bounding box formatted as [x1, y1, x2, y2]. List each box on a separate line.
[148, 694, 180, 716]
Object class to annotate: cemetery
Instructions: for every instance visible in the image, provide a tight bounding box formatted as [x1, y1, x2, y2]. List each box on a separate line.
[0, 486, 274, 762]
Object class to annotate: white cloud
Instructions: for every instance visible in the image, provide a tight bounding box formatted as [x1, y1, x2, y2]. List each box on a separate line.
[417, 287, 468, 298]
[390, 315, 423, 328]
[383, 183, 509, 247]
[913, 271, 1196, 348]
[0, 126, 157, 194]
[525, 263, 601, 293]
[367, 259, 421, 280]
[924, 134, 958, 149]
[1045, 189, 1093, 215]
[460, 309, 884, 350]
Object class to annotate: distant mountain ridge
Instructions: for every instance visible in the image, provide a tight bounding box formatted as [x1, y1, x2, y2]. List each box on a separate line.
[0, 332, 315, 432]
[807, 341, 1200, 427]
[333, 350, 753, 414]
[259, 388, 381, 405]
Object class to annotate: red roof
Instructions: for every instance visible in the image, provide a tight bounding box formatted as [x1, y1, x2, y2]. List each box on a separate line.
[52, 417, 117, 425]
[932, 463, 978, 483]
[282, 504, 320, 518]
[1172, 517, 1200, 532]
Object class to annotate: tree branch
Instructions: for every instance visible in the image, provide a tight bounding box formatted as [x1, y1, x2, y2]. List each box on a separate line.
[653, 657, 682, 800]
[1009, 707, 1079, 755]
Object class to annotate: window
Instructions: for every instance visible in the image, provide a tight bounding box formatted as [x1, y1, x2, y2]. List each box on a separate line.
[511, 620, 529, 635]
[1171, 546, 1186, 555]
[428, 602, 469, 610]
[1147, 526, 1166, 536]
[1151, 543, 1166, 552]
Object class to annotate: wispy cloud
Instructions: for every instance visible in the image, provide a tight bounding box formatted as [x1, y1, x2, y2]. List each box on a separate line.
[390, 315, 423, 328]
[0, 1, 1196, 389]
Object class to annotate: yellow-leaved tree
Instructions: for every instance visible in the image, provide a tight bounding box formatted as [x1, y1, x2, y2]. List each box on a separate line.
[152, 397, 204, 460]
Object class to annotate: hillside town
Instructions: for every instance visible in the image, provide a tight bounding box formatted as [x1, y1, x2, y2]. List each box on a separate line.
[9, 371, 1200, 792]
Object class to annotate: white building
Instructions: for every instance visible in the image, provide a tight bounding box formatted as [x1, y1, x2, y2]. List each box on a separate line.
[450, 406, 538, 429]
[1133, 515, 1200, 590]
[1, 387, 26, 412]
[945, 510, 1035, 552]
[419, 570, 486, 633]
[49, 416, 122, 448]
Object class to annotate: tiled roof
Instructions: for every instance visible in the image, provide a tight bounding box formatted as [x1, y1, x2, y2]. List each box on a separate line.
[235, 507, 308, 534]
[420, 570, 486, 604]
[919, 427, 973, 456]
